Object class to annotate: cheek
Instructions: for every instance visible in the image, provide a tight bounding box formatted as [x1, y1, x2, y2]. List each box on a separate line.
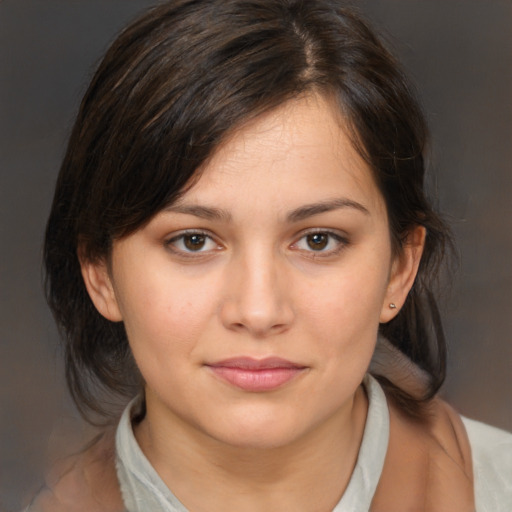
[115, 269, 219, 364]
[297, 258, 389, 358]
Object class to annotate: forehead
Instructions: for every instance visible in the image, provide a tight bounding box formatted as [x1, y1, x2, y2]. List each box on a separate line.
[172, 95, 387, 220]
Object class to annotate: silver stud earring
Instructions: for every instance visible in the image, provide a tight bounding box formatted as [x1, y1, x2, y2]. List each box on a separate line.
[389, 303, 397, 309]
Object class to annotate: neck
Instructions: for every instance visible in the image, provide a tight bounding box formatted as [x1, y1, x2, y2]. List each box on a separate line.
[135, 386, 368, 512]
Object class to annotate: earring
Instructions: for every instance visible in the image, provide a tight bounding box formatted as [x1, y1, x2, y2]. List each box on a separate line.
[389, 303, 397, 309]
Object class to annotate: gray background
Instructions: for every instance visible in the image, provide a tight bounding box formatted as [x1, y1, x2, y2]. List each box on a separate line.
[1, 0, 511, 510]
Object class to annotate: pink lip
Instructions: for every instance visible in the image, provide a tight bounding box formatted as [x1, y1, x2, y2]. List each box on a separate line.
[206, 357, 307, 392]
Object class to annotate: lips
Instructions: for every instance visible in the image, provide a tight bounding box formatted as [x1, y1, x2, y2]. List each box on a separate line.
[206, 357, 307, 392]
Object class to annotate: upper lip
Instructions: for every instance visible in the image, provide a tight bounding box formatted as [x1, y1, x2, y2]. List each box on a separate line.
[206, 357, 307, 370]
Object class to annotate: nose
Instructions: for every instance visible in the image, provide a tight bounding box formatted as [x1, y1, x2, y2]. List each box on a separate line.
[219, 250, 295, 338]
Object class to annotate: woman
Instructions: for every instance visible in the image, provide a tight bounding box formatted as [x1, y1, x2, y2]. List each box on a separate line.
[31, 0, 512, 510]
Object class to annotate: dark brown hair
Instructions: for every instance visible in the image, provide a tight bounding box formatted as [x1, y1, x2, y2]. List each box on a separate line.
[44, 0, 451, 423]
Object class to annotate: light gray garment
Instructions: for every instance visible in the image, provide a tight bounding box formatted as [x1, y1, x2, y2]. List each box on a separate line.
[115, 374, 387, 512]
[464, 417, 512, 512]
[115, 375, 512, 512]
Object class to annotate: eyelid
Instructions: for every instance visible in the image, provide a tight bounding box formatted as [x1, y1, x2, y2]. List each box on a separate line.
[290, 228, 349, 256]
[165, 229, 223, 256]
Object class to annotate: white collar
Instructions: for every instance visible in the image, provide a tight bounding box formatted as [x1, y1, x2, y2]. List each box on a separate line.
[115, 374, 389, 512]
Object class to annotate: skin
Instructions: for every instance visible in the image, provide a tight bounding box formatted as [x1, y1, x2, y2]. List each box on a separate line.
[82, 94, 425, 511]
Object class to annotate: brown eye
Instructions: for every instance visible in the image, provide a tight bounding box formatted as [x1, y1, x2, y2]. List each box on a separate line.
[166, 231, 221, 256]
[183, 234, 207, 251]
[306, 233, 329, 251]
[292, 231, 347, 256]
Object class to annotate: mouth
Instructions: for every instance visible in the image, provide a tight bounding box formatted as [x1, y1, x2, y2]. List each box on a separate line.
[205, 357, 308, 392]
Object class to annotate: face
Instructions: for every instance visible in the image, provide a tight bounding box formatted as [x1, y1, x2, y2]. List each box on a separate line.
[83, 95, 422, 450]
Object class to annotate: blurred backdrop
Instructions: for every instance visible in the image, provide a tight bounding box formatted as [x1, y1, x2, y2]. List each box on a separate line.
[0, 0, 511, 510]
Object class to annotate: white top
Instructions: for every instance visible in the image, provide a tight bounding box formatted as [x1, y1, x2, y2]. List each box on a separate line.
[115, 375, 512, 512]
[464, 416, 512, 511]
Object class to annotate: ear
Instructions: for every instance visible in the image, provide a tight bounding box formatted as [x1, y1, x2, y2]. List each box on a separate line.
[380, 226, 426, 323]
[79, 255, 123, 322]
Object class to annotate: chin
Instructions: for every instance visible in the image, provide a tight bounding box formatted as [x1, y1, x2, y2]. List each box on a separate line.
[216, 428, 303, 451]
[203, 408, 312, 450]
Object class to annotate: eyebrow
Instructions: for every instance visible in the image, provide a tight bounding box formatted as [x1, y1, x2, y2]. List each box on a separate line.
[164, 204, 232, 221]
[165, 197, 369, 223]
[286, 198, 370, 222]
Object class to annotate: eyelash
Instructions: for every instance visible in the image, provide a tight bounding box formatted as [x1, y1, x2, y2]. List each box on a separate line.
[291, 229, 349, 257]
[164, 229, 349, 259]
[165, 230, 222, 258]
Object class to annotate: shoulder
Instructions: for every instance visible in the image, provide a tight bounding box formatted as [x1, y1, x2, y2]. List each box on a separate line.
[26, 430, 125, 512]
[462, 417, 512, 512]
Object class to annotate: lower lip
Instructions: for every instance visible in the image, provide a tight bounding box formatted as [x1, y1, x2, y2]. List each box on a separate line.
[208, 366, 304, 392]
